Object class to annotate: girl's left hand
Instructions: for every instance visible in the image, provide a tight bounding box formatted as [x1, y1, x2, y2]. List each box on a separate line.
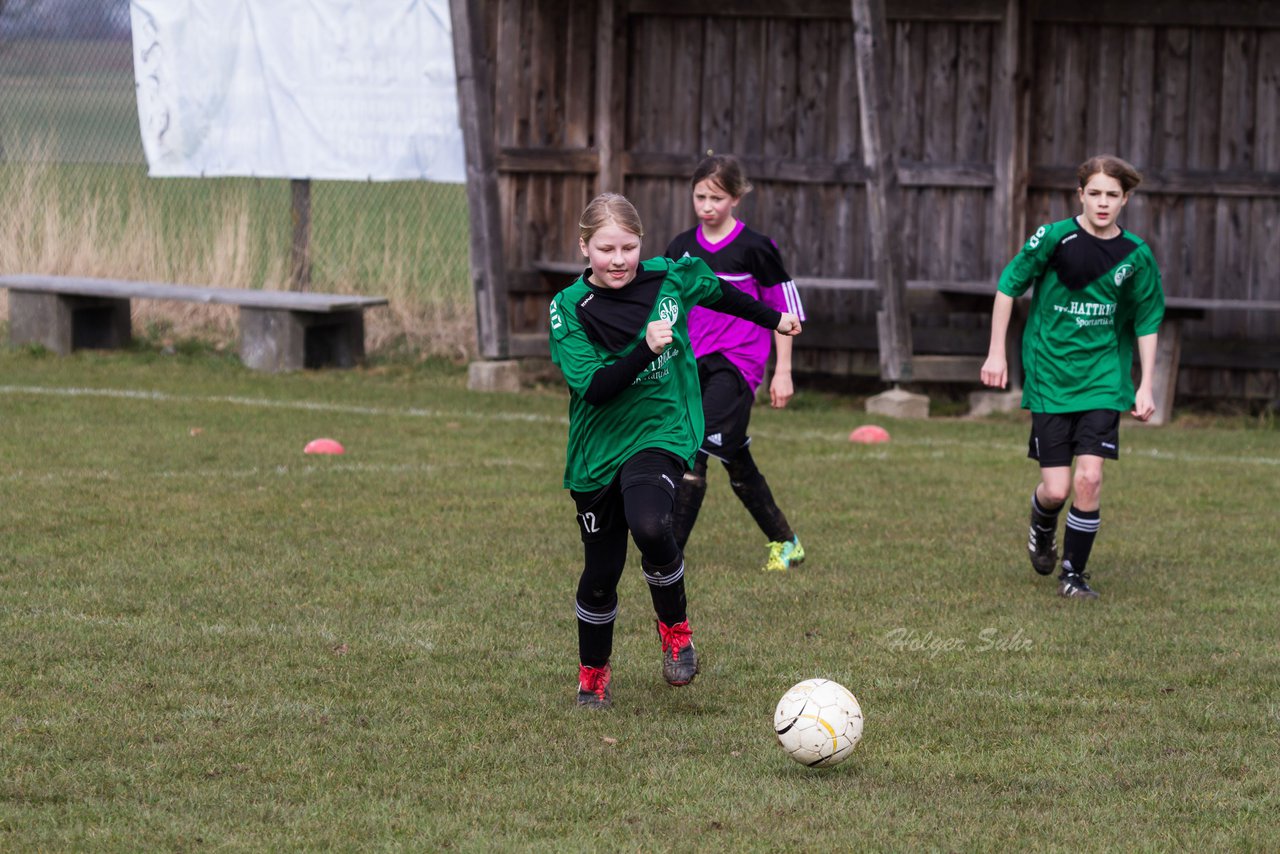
[769, 372, 793, 409]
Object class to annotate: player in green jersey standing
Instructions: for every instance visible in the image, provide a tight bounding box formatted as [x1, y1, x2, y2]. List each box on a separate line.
[981, 154, 1164, 599]
[551, 193, 801, 708]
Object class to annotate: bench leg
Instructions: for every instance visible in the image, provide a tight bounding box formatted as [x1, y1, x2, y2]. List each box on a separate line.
[239, 308, 366, 372]
[240, 307, 302, 372]
[1148, 319, 1181, 427]
[8, 290, 131, 354]
[303, 309, 365, 369]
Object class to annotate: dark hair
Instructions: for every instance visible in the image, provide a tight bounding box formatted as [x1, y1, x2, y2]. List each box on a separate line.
[691, 153, 753, 198]
[579, 192, 644, 243]
[1077, 154, 1142, 194]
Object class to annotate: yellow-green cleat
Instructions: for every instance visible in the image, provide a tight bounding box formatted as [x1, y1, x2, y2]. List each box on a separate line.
[764, 536, 805, 572]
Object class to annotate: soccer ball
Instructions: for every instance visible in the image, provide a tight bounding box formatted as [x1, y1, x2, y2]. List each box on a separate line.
[774, 678, 864, 767]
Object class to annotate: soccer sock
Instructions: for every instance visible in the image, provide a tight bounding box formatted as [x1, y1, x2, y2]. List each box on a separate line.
[576, 595, 617, 668]
[1030, 491, 1063, 539]
[727, 450, 794, 543]
[671, 460, 708, 551]
[1062, 506, 1101, 575]
[642, 554, 687, 627]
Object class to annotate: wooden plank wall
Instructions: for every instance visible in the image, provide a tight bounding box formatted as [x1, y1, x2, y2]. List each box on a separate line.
[478, 0, 1280, 399]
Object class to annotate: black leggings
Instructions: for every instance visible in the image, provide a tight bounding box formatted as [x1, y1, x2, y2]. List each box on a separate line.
[673, 446, 793, 548]
[577, 480, 679, 603]
[572, 451, 687, 665]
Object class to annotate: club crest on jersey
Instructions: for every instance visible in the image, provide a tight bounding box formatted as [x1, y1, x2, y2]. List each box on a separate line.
[1114, 264, 1135, 286]
[658, 297, 680, 325]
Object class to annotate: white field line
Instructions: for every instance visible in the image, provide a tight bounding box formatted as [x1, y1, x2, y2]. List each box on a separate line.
[0, 458, 552, 486]
[3, 604, 439, 653]
[3, 384, 1278, 467]
[0, 384, 565, 425]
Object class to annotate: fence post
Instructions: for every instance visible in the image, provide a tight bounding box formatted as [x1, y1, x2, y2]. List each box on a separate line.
[450, 0, 510, 360]
[851, 0, 912, 383]
[289, 178, 312, 291]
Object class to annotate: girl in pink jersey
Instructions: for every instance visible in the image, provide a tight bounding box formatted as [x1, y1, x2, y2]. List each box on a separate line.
[663, 154, 808, 572]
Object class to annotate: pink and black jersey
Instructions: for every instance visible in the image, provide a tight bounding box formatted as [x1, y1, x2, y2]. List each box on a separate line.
[663, 222, 805, 391]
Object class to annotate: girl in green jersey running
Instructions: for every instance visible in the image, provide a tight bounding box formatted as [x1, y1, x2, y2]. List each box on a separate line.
[982, 154, 1164, 600]
[550, 193, 801, 708]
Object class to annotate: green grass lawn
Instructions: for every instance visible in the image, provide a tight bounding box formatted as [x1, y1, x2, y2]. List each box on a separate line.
[1, 348, 1277, 850]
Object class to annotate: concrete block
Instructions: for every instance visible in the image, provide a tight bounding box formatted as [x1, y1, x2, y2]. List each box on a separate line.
[468, 359, 522, 393]
[240, 307, 366, 372]
[866, 386, 930, 419]
[967, 390, 1023, 418]
[8, 291, 131, 354]
[239, 307, 296, 372]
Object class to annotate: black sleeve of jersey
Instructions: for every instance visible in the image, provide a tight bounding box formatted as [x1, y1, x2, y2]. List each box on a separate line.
[582, 343, 655, 406]
[752, 239, 792, 288]
[705, 283, 782, 329]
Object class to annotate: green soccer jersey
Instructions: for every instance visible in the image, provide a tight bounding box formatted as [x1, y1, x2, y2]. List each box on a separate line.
[549, 256, 725, 492]
[998, 217, 1164, 413]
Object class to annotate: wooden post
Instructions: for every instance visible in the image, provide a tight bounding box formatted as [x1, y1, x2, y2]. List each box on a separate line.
[992, 0, 1028, 389]
[289, 178, 312, 292]
[851, 0, 912, 383]
[450, 0, 510, 360]
[991, 0, 1027, 271]
[595, 0, 624, 193]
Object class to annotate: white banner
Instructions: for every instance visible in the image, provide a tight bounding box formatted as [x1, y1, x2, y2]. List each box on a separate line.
[130, 0, 465, 182]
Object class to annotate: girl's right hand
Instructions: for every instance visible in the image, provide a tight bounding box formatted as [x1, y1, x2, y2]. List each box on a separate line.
[776, 313, 802, 336]
[646, 319, 674, 353]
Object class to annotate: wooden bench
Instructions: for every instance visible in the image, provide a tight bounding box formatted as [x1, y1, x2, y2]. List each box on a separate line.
[1153, 296, 1280, 424]
[523, 262, 1280, 423]
[793, 276, 1002, 383]
[0, 274, 389, 373]
[525, 262, 1001, 381]
[790, 281, 1280, 425]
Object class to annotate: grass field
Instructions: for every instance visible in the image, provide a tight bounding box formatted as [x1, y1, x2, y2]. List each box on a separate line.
[1, 347, 1277, 850]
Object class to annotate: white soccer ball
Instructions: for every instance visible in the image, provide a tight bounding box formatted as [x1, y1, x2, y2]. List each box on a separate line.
[774, 678, 864, 767]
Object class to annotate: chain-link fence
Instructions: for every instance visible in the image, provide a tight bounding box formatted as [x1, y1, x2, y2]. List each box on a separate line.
[0, 0, 474, 357]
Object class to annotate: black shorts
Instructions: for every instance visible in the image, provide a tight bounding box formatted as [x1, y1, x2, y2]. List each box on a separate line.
[1028, 410, 1121, 467]
[570, 449, 685, 543]
[696, 352, 754, 460]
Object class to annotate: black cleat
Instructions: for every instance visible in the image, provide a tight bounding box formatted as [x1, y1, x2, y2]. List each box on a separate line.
[656, 620, 699, 687]
[1057, 571, 1099, 600]
[1028, 522, 1058, 576]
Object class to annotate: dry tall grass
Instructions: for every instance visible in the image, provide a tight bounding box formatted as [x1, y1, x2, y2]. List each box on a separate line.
[0, 160, 477, 361]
